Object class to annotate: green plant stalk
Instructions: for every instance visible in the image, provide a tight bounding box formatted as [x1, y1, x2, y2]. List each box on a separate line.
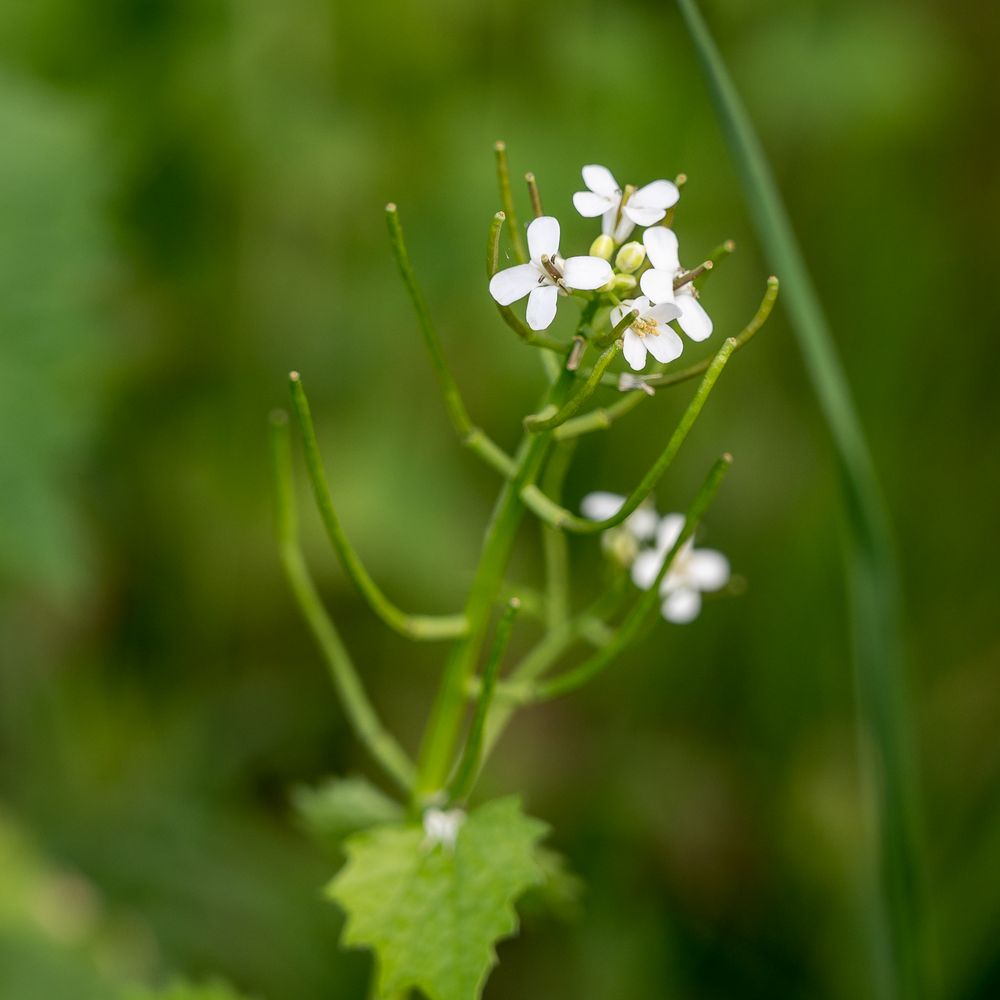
[645, 274, 777, 389]
[289, 372, 468, 641]
[528, 453, 731, 700]
[448, 598, 521, 802]
[269, 412, 415, 792]
[540, 440, 576, 630]
[387, 204, 516, 476]
[412, 364, 577, 802]
[494, 141, 527, 263]
[523, 339, 623, 432]
[521, 337, 737, 533]
[675, 3, 923, 997]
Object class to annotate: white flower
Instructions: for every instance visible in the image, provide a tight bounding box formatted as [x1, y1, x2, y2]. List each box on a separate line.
[573, 165, 680, 243]
[630, 514, 730, 624]
[581, 491, 658, 566]
[489, 216, 612, 331]
[422, 807, 465, 851]
[611, 295, 684, 372]
[639, 227, 714, 343]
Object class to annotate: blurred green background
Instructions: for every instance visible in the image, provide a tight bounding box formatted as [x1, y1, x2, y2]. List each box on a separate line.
[1, 0, 997, 997]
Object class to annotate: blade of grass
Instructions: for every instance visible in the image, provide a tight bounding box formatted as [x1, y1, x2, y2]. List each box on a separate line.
[674, 3, 925, 998]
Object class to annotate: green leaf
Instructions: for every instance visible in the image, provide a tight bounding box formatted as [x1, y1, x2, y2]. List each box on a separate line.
[292, 775, 405, 847]
[328, 796, 547, 1000]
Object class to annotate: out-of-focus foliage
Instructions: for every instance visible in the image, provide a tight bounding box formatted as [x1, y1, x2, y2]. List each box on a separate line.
[0, 1, 997, 998]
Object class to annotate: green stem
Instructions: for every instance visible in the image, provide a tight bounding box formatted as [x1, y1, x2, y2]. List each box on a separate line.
[675, 4, 923, 997]
[540, 440, 576, 630]
[521, 337, 737, 533]
[528, 454, 731, 701]
[523, 340, 623, 432]
[288, 372, 468, 641]
[494, 141, 527, 263]
[387, 204, 514, 475]
[525, 171, 544, 218]
[645, 275, 778, 389]
[269, 412, 415, 792]
[448, 598, 521, 802]
[554, 387, 649, 440]
[412, 364, 578, 801]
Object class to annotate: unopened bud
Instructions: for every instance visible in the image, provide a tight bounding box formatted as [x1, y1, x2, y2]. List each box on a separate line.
[589, 234, 615, 261]
[614, 241, 646, 274]
[613, 273, 637, 292]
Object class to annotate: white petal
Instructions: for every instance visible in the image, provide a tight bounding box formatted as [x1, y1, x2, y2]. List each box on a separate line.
[686, 549, 730, 591]
[622, 329, 648, 371]
[489, 263, 541, 306]
[573, 191, 614, 218]
[626, 507, 659, 542]
[612, 214, 636, 243]
[582, 164, 620, 197]
[662, 587, 702, 624]
[526, 283, 559, 330]
[527, 216, 560, 261]
[656, 513, 685, 551]
[643, 327, 684, 364]
[643, 226, 680, 272]
[600, 206, 618, 236]
[639, 268, 676, 305]
[623, 203, 667, 227]
[581, 491, 625, 521]
[632, 179, 680, 211]
[648, 301, 682, 324]
[676, 294, 713, 342]
[562, 255, 613, 291]
[631, 549, 664, 590]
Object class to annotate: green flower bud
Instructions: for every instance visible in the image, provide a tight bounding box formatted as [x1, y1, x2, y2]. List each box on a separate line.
[614, 241, 646, 274]
[589, 234, 615, 261]
[613, 273, 638, 292]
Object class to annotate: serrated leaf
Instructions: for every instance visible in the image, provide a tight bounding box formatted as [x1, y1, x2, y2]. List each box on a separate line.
[520, 846, 585, 923]
[328, 796, 547, 1000]
[293, 775, 404, 847]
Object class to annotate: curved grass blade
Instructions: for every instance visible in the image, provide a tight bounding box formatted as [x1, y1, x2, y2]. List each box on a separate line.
[673, 3, 925, 997]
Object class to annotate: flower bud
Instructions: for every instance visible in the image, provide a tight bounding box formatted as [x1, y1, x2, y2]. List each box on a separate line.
[614, 241, 646, 274]
[589, 234, 615, 261]
[613, 273, 638, 292]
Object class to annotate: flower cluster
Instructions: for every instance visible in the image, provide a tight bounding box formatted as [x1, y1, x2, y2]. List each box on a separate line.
[489, 164, 714, 371]
[581, 492, 730, 624]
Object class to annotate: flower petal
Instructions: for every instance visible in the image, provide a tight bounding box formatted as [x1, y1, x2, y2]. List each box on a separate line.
[643, 327, 684, 364]
[489, 263, 540, 306]
[639, 268, 676, 305]
[622, 203, 667, 227]
[632, 179, 680, 211]
[622, 329, 647, 371]
[656, 513, 685, 551]
[626, 507, 659, 542]
[676, 294, 713, 342]
[582, 164, 620, 197]
[525, 283, 559, 330]
[686, 549, 730, 591]
[600, 206, 618, 236]
[662, 587, 702, 624]
[643, 226, 680, 272]
[648, 300, 682, 324]
[573, 191, 614, 218]
[562, 255, 613, 291]
[527, 216, 560, 261]
[581, 491, 625, 521]
[612, 215, 636, 243]
[631, 549, 663, 590]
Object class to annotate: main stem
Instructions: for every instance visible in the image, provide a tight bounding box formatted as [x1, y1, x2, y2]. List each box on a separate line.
[413, 364, 575, 801]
